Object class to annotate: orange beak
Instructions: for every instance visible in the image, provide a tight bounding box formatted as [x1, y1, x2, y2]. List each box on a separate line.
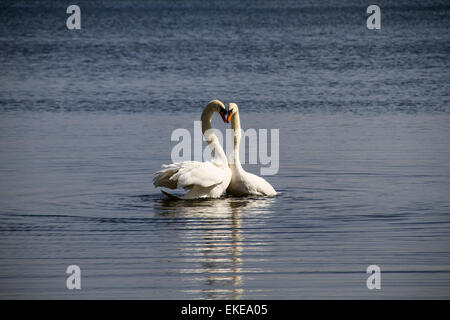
[226, 111, 233, 123]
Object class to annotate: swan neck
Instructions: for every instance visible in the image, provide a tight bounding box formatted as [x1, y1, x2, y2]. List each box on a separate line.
[200, 103, 227, 164]
[231, 111, 241, 153]
[230, 112, 243, 171]
[201, 105, 215, 135]
[231, 111, 241, 132]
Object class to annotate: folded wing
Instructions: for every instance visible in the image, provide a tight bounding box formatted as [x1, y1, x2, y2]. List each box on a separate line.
[153, 161, 225, 190]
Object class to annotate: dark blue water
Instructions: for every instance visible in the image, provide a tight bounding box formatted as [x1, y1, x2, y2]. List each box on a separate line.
[0, 0, 450, 299]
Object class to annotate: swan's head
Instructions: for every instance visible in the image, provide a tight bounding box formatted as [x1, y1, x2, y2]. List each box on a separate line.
[226, 103, 239, 123]
[203, 100, 228, 123]
[218, 105, 228, 123]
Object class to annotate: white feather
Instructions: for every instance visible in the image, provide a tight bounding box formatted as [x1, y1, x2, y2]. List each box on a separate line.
[153, 100, 232, 199]
[226, 103, 277, 197]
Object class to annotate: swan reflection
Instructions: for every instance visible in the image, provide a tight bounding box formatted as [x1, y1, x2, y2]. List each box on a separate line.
[154, 196, 275, 299]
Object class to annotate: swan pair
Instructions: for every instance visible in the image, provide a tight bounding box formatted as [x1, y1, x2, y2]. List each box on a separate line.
[153, 100, 277, 199]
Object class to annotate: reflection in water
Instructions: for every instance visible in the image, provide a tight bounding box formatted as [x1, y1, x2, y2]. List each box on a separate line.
[154, 196, 274, 299]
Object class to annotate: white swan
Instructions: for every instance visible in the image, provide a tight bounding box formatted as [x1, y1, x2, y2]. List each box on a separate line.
[153, 100, 232, 199]
[225, 103, 277, 197]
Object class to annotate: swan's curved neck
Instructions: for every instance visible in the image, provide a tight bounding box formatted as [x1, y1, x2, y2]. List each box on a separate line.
[231, 111, 241, 133]
[230, 111, 243, 171]
[201, 105, 227, 163]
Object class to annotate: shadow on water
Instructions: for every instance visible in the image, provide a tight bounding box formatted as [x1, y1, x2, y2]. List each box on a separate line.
[149, 194, 276, 299]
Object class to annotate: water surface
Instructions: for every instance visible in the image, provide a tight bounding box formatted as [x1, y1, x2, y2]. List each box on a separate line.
[0, 0, 450, 299]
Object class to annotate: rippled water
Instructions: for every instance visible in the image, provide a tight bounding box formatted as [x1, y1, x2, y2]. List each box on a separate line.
[1, 112, 450, 299]
[1, 0, 450, 299]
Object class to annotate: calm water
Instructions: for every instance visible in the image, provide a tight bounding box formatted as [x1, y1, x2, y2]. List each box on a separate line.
[1, 0, 450, 299]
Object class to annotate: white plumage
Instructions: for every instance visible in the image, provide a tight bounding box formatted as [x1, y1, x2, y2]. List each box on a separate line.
[153, 100, 231, 199]
[225, 103, 277, 197]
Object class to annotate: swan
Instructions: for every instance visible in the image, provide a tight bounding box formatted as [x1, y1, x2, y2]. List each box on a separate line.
[225, 103, 277, 197]
[153, 100, 232, 199]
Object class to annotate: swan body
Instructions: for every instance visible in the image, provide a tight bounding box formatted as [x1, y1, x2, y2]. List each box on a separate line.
[153, 100, 231, 199]
[226, 103, 277, 197]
